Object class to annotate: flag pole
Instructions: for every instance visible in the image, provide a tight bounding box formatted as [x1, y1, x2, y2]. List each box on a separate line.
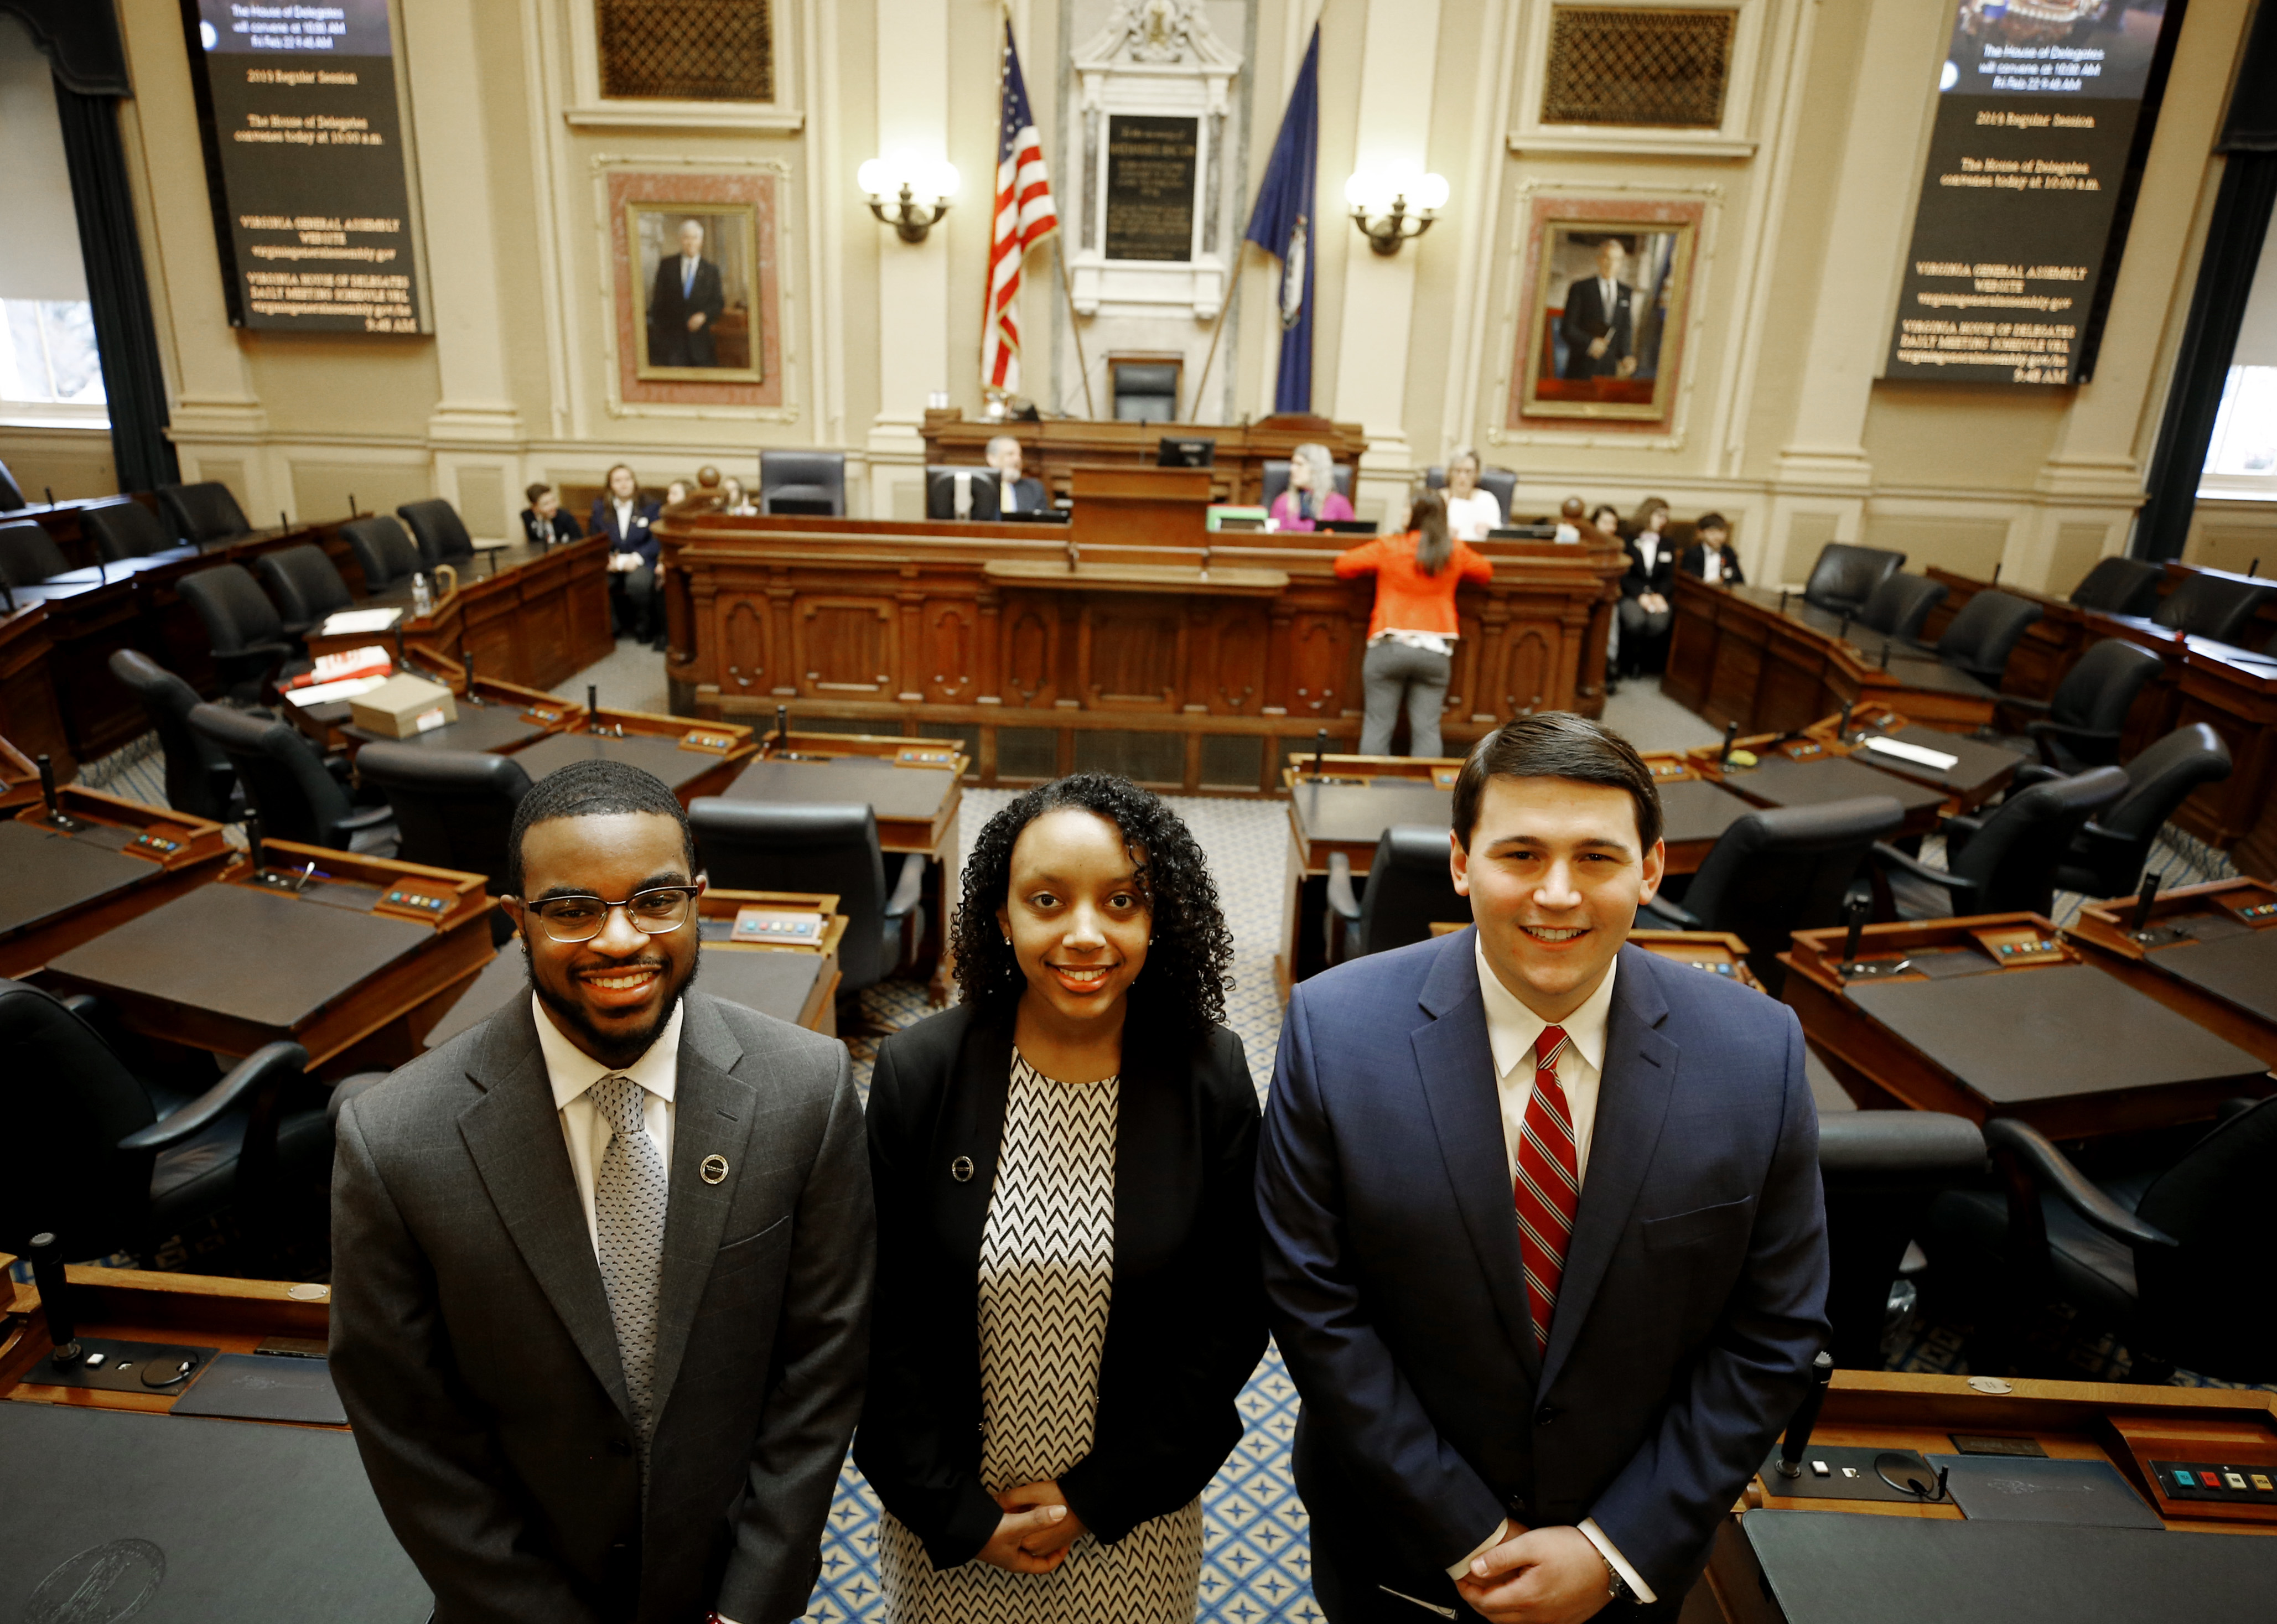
[1187, 246, 1244, 423]
[1053, 232, 1097, 419]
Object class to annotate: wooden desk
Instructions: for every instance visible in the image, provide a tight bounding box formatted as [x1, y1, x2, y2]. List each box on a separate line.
[0, 605, 71, 780]
[660, 511, 1625, 795]
[717, 731, 967, 995]
[922, 408, 1370, 507]
[1781, 914, 2271, 1138]
[1924, 565, 2277, 874]
[507, 708, 755, 805]
[1627, 928, 1768, 992]
[1274, 752, 1759, 990]
[1665, 576, 2003, 736]
[418, 888, 848, 1049]
[0, 787, 229, 978]
[2066, 878, 2277, 1068]
[1698, 1372, 2277, 1623]
[35, 840, 496, 1073]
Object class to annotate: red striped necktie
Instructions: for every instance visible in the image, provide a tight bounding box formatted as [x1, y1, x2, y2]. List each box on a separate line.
[1513, 1025, 1581, 1352]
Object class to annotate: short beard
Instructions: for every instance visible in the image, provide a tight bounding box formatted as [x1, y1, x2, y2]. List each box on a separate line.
[525, 939, 701, 1071]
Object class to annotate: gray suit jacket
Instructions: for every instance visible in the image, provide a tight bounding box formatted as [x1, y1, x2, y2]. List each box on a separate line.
[329, 990, 874, 1624]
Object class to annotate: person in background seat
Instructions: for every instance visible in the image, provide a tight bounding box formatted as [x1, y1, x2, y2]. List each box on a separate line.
[1271, 442, 1353, 532]
[521, 482, 578, 548]
[1680, 512, 1743, 587]
[590, 464, 661, 647]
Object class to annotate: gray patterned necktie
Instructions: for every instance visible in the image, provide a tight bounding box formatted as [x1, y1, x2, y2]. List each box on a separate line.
[590, 1073, 668, 1448]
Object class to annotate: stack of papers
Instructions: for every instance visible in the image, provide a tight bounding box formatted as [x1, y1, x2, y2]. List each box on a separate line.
[1863, 735, 1959, 772]
[318, 607, 402, 636]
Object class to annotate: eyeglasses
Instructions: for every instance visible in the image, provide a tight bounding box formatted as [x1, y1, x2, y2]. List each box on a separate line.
[523, 885, 701, 943]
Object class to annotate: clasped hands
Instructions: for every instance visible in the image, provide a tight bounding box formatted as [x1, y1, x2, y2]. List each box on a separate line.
[1456, 1522, 1612, 1624]
[976, 1479, 1087, 1574]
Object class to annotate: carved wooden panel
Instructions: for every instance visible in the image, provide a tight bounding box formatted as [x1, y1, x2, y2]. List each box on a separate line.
[1080, 599, 1185, 711]
[923, 599, 977, 703]
[719, 596, 770, 696]
[1000, 599, 1058, 707]
[1497, 625, 1556, 717]
[517, 592, 572, 689]
[796, 597, 898, 697]
[1202, 604, 1269, 714]
[1287, 613, 1356, 719]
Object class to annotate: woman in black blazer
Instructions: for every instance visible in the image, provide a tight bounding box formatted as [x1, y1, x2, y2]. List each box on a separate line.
[1617, 494, 1677, 677]
[857, 772, 1263, 1621]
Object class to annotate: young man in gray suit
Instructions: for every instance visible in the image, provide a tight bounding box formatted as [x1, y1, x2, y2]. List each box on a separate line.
[330, 760, 873, 1624]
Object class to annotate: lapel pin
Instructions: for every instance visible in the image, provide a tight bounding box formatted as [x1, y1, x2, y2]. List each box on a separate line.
[950, 1155, 975, 1182]
[700, 1153, 729, 1185]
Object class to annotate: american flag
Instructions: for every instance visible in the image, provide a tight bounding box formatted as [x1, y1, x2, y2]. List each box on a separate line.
[984, 25, 1057, 396]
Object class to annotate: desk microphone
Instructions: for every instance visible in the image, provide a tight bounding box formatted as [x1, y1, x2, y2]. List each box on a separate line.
[775, 704, 790, 750]
[1774, 1352, 1835, 1479]
[43, 485, 54, 507]
[1880, 640, 1892, 670]
[1837, 699, 1855, 743]
[246, 808, 267, 877]
[587, 684, 600, 734]
[1314, 728, 1327, 776]
[28, 1231, 81, 1366]
[1718, 720, 1739, 767]
[279, 509, 290, 536]
[35, 753, 82, 831]
[349, 491, 359, 517]
[1066, 541, 1081, 573]
[1778, 589, 1790, 616]
[1837, 614, 1851, 646]
[1840, 896, 1869, 973]
[1991, 561, 2003, 585]
[459, 639, 483, 703]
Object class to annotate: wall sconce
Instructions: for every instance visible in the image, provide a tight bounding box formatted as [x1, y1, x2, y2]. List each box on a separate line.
[858, 157, 959, 243]
[1345, 166, 1449, 256]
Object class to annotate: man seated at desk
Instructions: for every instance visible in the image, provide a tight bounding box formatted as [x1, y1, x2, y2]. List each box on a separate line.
[521, 482, 580, 548]
[985, 434, 1047, 515]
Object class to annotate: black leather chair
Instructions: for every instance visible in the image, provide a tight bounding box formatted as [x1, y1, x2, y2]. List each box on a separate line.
[1988, 637, 2163, 770]
[1641, 796, 1904, 994]
[687, 799, 924, 1000]
[0, 521, 69, 587]
[107, 650, 241, 823]
[1324, 826, 1464, 963]
[1817, 1112, 1986, 1368]
[1855, 573, 1949, 645]
[255, 544, 355, 639]
[189, 703, 397, 854]
[81, 500, 179, 564]
[158, 481, 253, 547]
[2046, 724, 2232, 900]
[0, 455, 22, 510]
[1423, 466, 1521, 522]
[356, 744, 531, 944]
[396, 498, 477, 571]
[2069, 556, 2164, 617]
[1927, 1102, 2277, 1383]
[0, 978, 325, 1267]
[341, 514, 424, 593]
[1111, 362, 1181, 422]
[757, 451, 847, 516]
[177, 563, 303, 702]
[2151, 571, 2275, 645]
[1259, 459, 1357, 513]
[1802, 543, 1905, 616]
[1869, 765, 2127, 920]
[1915, 587, 2042, 688]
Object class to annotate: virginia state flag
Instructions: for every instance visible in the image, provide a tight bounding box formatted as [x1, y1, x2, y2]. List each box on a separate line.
[1246, 24, 1320, 414]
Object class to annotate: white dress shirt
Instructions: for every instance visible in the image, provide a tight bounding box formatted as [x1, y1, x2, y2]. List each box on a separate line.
[1700, 547, 1724, 584]
[1633, 533, 1661, 580]
[532, 993, 683, 1256]
[1449, 941, 1656, 1604]
[1444, 489, 1502, 543]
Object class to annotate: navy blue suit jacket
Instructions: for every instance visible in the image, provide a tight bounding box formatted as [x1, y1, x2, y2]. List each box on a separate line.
[588, 498, 660, 570]
[1259, 931, 1826, 1601]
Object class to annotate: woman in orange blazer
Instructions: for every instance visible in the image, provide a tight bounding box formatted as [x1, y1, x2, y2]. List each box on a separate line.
[1332, 489, 1493, 757]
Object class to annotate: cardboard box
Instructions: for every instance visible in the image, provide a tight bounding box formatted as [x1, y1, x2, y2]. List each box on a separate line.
[350, 674, 459, 739]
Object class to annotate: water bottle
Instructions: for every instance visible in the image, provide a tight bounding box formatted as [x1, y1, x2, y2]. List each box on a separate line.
[411, 572, 432, 616]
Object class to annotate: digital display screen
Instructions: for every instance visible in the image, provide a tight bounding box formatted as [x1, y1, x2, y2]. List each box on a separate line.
[180, 0, 429, 333]
[1885, 1, 2185, 386]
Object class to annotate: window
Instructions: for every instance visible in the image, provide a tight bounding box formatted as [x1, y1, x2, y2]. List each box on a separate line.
[597, 0, 773, 103]
[0, 299, 104, 409]
[2200, 209, 2277, 498]
[0, 17, 104, 425]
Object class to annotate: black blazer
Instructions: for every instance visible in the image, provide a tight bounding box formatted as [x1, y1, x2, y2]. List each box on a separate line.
[1558, 277, 1633, 378]
[520, 509, 579, 548]
[649, 256, 726, 367]
[1621, 535, 1677, 598]
[854, 1002, 1264, 1570]
[1680, 541, 1744, 587]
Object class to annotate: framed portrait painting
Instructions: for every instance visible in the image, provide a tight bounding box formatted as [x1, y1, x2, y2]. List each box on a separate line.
[1508, 197, 1703, 430]
[606, 168, 785, 409]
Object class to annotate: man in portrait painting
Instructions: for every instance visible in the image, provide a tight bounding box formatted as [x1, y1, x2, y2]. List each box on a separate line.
[1557, 238, 1638, 382]
[647, 217, 726, 368]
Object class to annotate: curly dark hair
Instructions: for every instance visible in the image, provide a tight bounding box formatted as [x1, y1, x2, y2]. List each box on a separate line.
[951, 773, 1233, 1042]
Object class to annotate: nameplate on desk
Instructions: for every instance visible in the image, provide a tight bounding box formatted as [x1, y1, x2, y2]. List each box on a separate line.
[730, 906, 826, 946]
[376, 884, 455, 924]
[895, 746, 958, 768]
[680, 728, 740, 755]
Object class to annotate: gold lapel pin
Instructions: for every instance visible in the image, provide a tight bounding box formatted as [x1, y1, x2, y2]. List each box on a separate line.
[700, 1154, 729, 1185]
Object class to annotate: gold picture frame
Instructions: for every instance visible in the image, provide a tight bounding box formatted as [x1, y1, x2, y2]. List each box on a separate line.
[627, 201, 763, 383]
[1513, 207, 1697, 427]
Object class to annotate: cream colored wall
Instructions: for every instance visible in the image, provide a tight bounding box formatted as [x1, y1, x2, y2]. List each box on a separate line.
[35, 0, 2256, 576]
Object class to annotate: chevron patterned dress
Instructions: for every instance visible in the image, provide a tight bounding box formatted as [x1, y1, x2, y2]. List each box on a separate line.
[879, 1051, 1205, 1622]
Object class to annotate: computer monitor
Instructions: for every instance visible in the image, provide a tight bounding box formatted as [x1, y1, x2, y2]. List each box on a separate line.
[1157, 437, 1216, 469]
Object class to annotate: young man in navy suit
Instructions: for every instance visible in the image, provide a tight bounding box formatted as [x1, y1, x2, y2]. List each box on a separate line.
[1259, 714, 1827, 1621]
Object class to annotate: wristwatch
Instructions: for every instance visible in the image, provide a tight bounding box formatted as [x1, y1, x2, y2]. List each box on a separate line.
[1598, 1549, 1633, 1605]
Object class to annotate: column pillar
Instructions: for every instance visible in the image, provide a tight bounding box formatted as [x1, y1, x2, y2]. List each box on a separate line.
[867, 0, 952, 518]
[1330, 0, 1439, 517]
